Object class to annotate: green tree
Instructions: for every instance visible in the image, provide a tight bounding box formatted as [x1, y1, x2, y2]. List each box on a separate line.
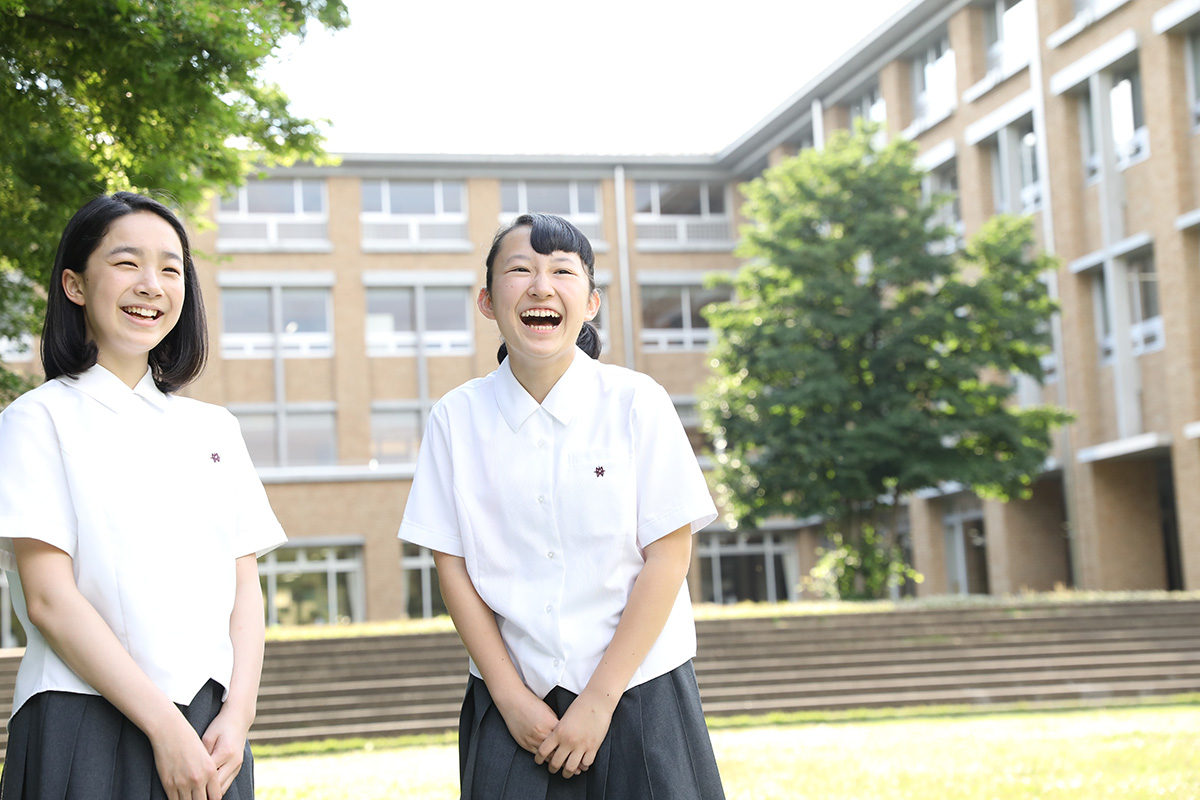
[700, 124, 1072, 599]
[0, 0, 349, 400]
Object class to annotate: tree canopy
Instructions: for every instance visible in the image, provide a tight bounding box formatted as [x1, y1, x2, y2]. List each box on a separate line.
[701, 125, 1072, 543]
[0, 0, 349, 400]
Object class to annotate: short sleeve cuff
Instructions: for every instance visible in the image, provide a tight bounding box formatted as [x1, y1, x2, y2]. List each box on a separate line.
[398, 518, 465, 558]
[0, 528, 77, 572]
[636, 502, 718, 549]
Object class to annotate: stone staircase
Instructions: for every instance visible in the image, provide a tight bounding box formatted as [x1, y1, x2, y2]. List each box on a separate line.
[0, 597, 1196, 749]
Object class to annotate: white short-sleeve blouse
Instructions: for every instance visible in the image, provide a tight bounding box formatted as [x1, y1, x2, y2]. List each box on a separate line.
[0, 365, 286, 719]
[398, 348, 717, 699]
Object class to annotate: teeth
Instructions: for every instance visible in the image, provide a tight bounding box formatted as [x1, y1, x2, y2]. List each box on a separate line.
[521, 309, 561, 319]
[124, 307, 158, 319]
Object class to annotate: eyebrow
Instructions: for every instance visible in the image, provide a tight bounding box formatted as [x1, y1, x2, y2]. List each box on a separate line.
[106, 244, 184, 264]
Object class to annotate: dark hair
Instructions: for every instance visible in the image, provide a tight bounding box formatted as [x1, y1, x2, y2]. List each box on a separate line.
[41, 191, 208, 393]
[484, 213, 601, 364]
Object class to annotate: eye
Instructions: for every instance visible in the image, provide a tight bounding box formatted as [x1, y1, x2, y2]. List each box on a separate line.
[163, 265, 182, 275]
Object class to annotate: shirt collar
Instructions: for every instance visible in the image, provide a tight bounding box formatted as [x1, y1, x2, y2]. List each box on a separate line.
[494, 348, 593, 431]
[59, 364, 171, 413]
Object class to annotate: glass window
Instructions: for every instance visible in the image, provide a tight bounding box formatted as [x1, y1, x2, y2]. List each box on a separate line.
[1111, 69, 1147, 165]
[287, 411, 337, 467]
[246, 180, 298, 214]
[361, 179, 384, 214]
[913, 36, 955, 121]
[634, 182, 654, 214]
[371, 409, 421, 464]
[365, 285, 471, 355]
[689, 285, 725, 330]
[659, 183, 703, 215]
[502, 180, 600, 218]
[698, 532, 794, 604]
[366, 287, 415, 334]
[577, 184, 597, 214]
[281, 288, 329, 335]
[390, 181, 437, 215]
[220, 285, 332, 358]
[260, 544, 364, 626]
[300, 181, 322, 214]
[237, 413, 278, 468]
[1190, 30, 1200, 127]
[1079, 92, 1099, 181]
[641, 285, 687, 330]
[221, 288, 272, 335]
[402, 543, 448, 619]
[640, 283, 728, 349]
[986, 0, 1034, 75]
[1127, 255, 1160, 324]
[1017, 122, 1041, 212]
[526, 181, 572, 214]
[424, 287, 470, 333]
[707, 184, 725, 215]
[500, 182, 520, 215]
[442, 181, 463, 214]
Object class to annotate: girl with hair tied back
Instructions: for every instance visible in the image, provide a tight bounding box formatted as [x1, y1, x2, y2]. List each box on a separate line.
[0, 191, 285, 800]
[399, 212, 725, 798]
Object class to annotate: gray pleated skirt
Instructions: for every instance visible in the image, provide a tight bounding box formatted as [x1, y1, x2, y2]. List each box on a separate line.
[459, 661, 725, 800]
[0, 679, 253, 800]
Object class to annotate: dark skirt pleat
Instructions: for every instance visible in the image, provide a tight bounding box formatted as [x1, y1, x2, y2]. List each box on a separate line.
[0, 679, 253, 800]
[458, 661, 725, 800]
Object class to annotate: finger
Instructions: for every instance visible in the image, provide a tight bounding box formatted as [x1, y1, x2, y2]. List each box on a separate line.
[535, 738, 556, 765]
[548, 748, 569, 774]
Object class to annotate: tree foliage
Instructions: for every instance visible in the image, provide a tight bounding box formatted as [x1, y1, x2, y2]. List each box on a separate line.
[700, 125, 1072, 595]
[0, 0, 349, 400]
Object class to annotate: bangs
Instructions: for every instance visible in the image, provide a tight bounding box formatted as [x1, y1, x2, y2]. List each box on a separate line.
[525, 214, 595, 270]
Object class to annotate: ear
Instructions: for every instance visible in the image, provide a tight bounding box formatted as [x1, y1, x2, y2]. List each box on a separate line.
[62, 269, 87, 307]
[584, 288, 601, 322]
[477, 286, 496, 320]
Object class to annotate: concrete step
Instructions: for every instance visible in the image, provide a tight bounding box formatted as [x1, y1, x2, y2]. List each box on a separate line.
[1, 597, 1198, 752]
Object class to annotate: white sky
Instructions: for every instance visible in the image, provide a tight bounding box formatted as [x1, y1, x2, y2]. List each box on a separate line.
[261, 0, 912, 156]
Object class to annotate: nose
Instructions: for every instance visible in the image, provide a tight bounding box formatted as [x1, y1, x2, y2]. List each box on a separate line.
[135, 268, 164, 298]
[528, 269, 555, 297]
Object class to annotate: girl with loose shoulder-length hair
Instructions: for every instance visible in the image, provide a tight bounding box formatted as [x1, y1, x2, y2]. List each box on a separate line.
[0, 191, 285, 800]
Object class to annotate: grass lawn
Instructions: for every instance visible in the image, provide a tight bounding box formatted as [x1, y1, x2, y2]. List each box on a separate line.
[254, 702, 1200, 800]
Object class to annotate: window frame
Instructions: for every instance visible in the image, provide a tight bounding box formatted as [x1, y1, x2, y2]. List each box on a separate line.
[499, 179, 604, 244]
[360, 179, 471, 252]
[363, 275, 476, 357]
[219, 281, 335, 360]
[217, 178, 330, 253]
[632, 180, 734, 252]
[230, 403, 340, 469]
[260, 540, 366, 627]
[638, 277, 731, 352]
[911, 35, 956, 127]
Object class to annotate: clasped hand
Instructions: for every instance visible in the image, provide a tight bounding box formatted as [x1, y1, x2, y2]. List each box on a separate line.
[500, 689, 615, 780]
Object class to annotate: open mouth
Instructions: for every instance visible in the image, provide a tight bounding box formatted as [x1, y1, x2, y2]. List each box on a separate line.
[520, 308, 562, 331]
[122, 306, 163, 321]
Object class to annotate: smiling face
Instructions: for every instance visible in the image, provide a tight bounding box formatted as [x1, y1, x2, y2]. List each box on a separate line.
[479, 224, 600, 382]
[61, 211, 186, 387]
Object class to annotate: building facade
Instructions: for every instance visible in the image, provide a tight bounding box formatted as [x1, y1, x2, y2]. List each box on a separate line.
[3, 0, 1199, 634]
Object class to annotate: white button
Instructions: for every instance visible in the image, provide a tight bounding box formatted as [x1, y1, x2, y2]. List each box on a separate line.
[553, 659, 560, 668]
[547, 551, 555, 559]
[537, 439, 547, 449]
[545, 604, 553, 613]
[537, 495, 546, 505]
